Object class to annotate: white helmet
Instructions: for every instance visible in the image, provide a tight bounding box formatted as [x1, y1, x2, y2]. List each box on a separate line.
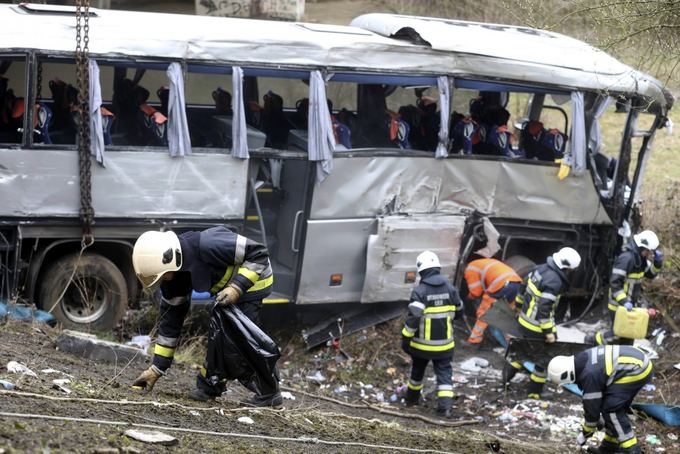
[132, 231, 182, 288]
[633, 230, 659, 251]
[416, 250, 441, 273]
[547, 355, 576, 385]
[552, 247, 581, 270]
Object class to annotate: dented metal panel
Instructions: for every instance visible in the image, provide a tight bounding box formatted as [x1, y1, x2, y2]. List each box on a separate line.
[0, 148, 247, 219]
[309, 156, 612, 225]
[360, 215, 466, 303]
[297, 218, 376, 304]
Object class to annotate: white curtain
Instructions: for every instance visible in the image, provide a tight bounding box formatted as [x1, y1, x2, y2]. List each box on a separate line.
[166, 62, 191, 157]
[570, 91, 586, 174]
[588, 95, 613, 155]
[231, 66, 249, 159]
[436, 76, 452, 159]
[88, 59, 105, 166]
[308, 70, 336, 183]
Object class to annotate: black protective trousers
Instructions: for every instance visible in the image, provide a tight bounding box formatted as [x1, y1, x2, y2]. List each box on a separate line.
[600, 375, 653, 451]
[406, 355, 454, 411]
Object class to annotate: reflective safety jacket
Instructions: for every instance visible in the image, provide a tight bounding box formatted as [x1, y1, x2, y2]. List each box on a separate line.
[402, 269, 463, 359]
[516, 257, 569, 335]
[609, 240, 659, 312]
[163, 226, 273, 303]
[464, 258, 521, 299]
[575, 345, 653, 430]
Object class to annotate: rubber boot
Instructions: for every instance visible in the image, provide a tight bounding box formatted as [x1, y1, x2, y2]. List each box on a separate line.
[587, 439, 618, 454]
[436, 396, 453, 418]
[245, 391, 283, 407]
[615, 444, 642, 454]
[188, 387, 218, 402]
[404, 388, 420, 406]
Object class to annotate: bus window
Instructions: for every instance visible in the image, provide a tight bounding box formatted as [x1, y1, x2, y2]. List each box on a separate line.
[247, 76, 309, 150]
[184, 70, 233, 149]
[0, 57, 26, 145]
[327, 75, 439, 151]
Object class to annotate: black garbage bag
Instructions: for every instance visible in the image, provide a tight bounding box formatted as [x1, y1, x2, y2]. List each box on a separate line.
[205, 305, 280, 396]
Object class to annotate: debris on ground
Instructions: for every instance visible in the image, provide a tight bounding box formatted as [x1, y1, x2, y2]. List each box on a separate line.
[6, 361, 37, 377]
[0, 301, 55, 326]
[123, 429, 178, 446]
[56, 330, 149, 364]
[237, 416, 255, 425]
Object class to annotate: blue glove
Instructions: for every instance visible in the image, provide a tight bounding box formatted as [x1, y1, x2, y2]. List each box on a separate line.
[623, 301, 634, 311]
[654, 249, 663, 267]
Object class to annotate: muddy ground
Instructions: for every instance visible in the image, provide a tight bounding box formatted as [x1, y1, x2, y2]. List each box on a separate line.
[1, 311, 678, 454]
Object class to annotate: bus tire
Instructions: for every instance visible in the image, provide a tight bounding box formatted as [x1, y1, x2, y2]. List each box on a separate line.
[39, 253, 128, 331]
[505, 255, 536, 278]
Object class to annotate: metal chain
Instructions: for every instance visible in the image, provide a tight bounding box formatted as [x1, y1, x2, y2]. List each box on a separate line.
[75, 0, 94, 247]
[36, 62, 42, 101]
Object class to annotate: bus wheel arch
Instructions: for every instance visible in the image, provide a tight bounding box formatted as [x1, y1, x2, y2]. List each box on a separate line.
[38, 252, 128, 331]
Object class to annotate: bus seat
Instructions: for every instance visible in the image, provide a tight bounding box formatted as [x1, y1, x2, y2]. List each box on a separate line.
[521, 120, 567, 162]
[246, 100, 263, 128]
[156, 86, 169, 116]
[101, 107, 115, 145]
[47, 79, 78, 144]
[8, 99, 53, 144]
[387, 110, 410, 149]
[332, 118, 351, 149]
[261, 90, 289, 149]
[213, 87, 232, 116]
[451, 114, 481, 154]
[139, 103, 167, 146]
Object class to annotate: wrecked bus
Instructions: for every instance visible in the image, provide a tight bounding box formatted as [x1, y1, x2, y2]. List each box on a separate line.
[0, 5, 673, 330]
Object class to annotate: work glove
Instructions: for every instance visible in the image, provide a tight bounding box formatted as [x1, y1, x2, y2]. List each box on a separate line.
[131, 366, 162, 391]
[545, 333, 556, 343]
[623, 301, 634, 311]
[215, 284, 242, 306]
[401, 336, 411, 354]
[653, 249, 663, 268]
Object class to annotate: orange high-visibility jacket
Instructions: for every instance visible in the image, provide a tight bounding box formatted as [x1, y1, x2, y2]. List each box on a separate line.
[464, 258, 521, 299]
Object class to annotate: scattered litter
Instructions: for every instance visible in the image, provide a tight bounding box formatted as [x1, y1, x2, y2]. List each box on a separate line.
[634, 340, 659, 359]
[281, 391, 296, 400]
[453, 374, 469, 384]
[654, 448, 666, 453]
[645, 434, 661, 445]
[126, 335, 152, 352]
[0, 379, 15, 390]
[237, 416, 254, 425]
[375, 391, 385, 402]
[52, 378, 70, 386]
[189, 410, 200, 417]
[385, 367, 396, 376]
[395, 384, 407, 394]
[306, 371, 326, 383]
[51, 381, 71, 394]
[389, 394, 398, 402]
[7, 361, 37, 377]
[0, 301, 55, 325]
[642, 384, 656, 392]
[362, 383, 374, 390]
[124, 429, 178, 446]
[492, 347, 505, 355]
[460, 357, 490, 373]
[668, 433, 678, 441]
[674, 363, 680, 371]
[40, 368, 73, 377]
[333, 385, 347, 394]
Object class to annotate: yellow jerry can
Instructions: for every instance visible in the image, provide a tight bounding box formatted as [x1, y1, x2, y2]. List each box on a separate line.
[613, 306, 649, 339]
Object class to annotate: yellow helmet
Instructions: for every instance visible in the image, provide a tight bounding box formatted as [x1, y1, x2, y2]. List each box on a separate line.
[132, 231, 182, 288]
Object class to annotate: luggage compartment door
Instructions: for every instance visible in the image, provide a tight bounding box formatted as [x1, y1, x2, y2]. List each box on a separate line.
[360, 215, 466, 303]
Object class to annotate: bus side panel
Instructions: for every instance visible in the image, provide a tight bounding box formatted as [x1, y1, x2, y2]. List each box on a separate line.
[361, 215, 465, 303]
[309, 157, 612, 225]
[0, 148, 248, 219]
[296, 218, 375, 304]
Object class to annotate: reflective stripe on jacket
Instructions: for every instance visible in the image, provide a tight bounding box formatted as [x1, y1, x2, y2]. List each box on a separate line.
[464, 258, 521, 299]
[575, 345, 653, 427]
[517, 257, 568, 334]
[608, 240, 658, 312]
[402, 270, 463, 359]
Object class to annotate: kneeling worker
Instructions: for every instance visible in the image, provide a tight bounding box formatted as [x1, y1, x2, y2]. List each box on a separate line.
[401, 251, 463, 417]
[548, 345, 653, 454]
[463, 256, 522, 345]
[130, 226, 282, 407]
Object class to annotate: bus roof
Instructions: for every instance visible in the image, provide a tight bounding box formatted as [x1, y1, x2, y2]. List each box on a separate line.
[0, 4, 672, 111]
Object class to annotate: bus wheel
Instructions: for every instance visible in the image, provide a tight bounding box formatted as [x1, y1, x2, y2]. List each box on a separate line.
[505, 255, 536, 278]
[39, 253, 128, 331]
